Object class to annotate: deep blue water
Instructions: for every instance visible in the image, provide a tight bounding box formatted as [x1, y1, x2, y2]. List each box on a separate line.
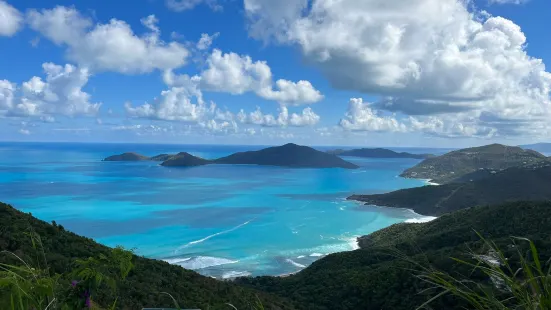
[0, 142, 446, 278]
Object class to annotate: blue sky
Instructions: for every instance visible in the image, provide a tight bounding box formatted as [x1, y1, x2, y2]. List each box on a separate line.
[0, 0, 550, 147]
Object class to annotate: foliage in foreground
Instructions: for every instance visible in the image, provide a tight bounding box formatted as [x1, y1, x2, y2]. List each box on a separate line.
[418, 234, 551, 310]
[1, 242, 133, 310]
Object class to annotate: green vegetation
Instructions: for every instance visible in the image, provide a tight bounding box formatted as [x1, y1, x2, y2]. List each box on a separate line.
[161, 152, 211, 167]
[102, 152, 152, 161]
[236, 201, 551, 310]
[400, 144, 548, 184]
[214, 143, 359, 169]
[349, 165, 551, 216]
[0, 202, 294, 309]
[418, 235, 551, 310]
[327, 148, 433, 159]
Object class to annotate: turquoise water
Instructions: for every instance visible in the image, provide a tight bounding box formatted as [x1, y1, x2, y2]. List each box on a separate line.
[0, 142, 440, 278]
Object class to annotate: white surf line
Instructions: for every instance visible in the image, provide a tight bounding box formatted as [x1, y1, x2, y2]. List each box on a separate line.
[175, 219, 253, 253]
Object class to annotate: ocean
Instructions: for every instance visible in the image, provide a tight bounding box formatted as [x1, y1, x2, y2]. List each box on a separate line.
[0, 142, 447, 278]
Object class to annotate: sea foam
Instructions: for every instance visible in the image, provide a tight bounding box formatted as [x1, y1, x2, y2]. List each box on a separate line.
[286, 259, 306, 268]
[173, 256, 238, 270]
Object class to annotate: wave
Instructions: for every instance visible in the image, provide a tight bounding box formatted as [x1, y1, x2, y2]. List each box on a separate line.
[162, 257, 191, 265]
[175, 219, 253, 252]
[222, 271, 252, 279]
[170, 256, 238, 270]
[309, 253, 324, 257]
[405, 216, 437, 223]
[286, 259, 306, 268]
[296, 255, 306, 259]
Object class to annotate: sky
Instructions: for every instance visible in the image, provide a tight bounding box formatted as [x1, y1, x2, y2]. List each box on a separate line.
[0, 0, 550, 147]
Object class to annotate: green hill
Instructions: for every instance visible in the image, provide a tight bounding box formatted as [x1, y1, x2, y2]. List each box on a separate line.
[214, 143, 359, 169]
[0, 202, 294, 310]
[349, 164, 551, 216]
[400, 144, 547, 184]
[236, 201, 551, 310]
[160, 152, 211, 167]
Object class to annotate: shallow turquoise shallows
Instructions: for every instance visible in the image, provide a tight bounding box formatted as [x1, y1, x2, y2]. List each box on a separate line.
[0, 142, 444, 278]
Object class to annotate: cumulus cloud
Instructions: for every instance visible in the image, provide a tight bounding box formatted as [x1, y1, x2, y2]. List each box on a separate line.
[199, 49, 323, 105]
[339, 98, 407, 132]
[0, 1, 22, 36]
[125, 87, 214, 122]
[0, 63, 101, 118]
[339, 98, 498, 138]
[166, 0, 222, 12]
[28, 7, 189, 74]
[245, 0, 551, 138]
[197, 32, 219, 50]
[238, 106, 320, 127]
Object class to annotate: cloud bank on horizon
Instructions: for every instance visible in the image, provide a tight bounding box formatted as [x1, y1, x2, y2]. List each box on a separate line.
[0, 0, 550, 146]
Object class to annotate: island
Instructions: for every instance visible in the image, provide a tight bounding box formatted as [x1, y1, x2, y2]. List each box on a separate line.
[213, 143, 359, 169]
[160, 152, 211, 167]
[349, 163, 551, 216]
[327, 148, 433, 159]
[400, 143, 548, 184]
[104, 143, 359, 169]
[102, 152, 151, 161]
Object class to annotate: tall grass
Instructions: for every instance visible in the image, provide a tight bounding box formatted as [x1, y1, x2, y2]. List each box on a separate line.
[417, 233, 551, 310]
[0, 232, 134, 310]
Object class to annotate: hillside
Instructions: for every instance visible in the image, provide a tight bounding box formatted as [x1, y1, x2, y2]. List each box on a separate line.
[103, 152, 151, 161]
[214, 143, 359, 169]
[236, 201, 551, 310]
[160, 152, 211, 167]
[327, 148, 433, 159]
[349, 164, 551, 216]
[0, 202, 294, 310]
[400, 143, 547, 183]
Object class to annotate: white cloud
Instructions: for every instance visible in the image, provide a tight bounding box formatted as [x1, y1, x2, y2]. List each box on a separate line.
[18, 128, 30, 135]
[166, 0, 222, 11]
[0, 63, 101, 118]
[199, 119, 238, 134]
[245, 0, 551, 138]
[339, 98, 407, 132]
[140, 15, 160, 34]
[199, 49, 323, 105]
[0, 1, 22, 36]
[488, 0, 528, 4]
[239, 106, 320, 127]
[197, 32, 219, 50]
[339, 98, 499, 138]
[28, 8, 189, 74]
[125, 86, 214, 122]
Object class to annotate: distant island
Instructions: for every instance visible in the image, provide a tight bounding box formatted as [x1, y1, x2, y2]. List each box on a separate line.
[103, 143, 359, 169]
[400, 143, 548, 184]
[327, 148, 433, 159]
[103, 152, 152, 161]
[520, 142, 551, 155]
[161, 152, 211, 167]
[349, 163, 551, 216]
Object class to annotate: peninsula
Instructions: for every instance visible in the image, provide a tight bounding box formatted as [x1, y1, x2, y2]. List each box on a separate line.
[400, 143, 547, 184]
[349, 164, 551, 216]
